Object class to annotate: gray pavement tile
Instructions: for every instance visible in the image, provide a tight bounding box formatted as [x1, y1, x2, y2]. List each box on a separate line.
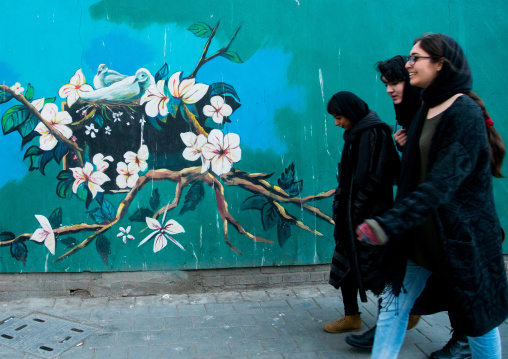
[396, 343, 429, 359]
[294, 334, 335, 352]
[247, 354, 283, 359]
[180, 328, 212, 343]
[94, 346, 128, 358]
[99, 318, 134, 332]
[45, 308, 92, 321]
[117, 331, 151, 347]
[416, 341, 448, 358]
[161, 294, 190, 306]
[146, 330, 181, 345]
[128, 345, 163, 359]
[121, 306, 151, 319]
[188, 293, 217, 305]
[195, 341, 231, 357]
[134, 296, 164, 307]
[80, 297, 109, 308]
[59, 346, 95, 359]
[232, 302, 265, 314]
[215, 291, 243, 303]
[316, 350, 359, 359]
[205, 303, 235, 316]
[301, 320, 328, 335]
[292, 286, 322, 299]
[261, 337, 299, 353]
[194, 314, 224, 328]
[163, 315, 194, 330]
[312, 296, 341, 310]
[282, 352, 319, 359]
[500, 323, 508, 337]
[222, 313, 256, 327]
[178, 304, 206, 317]
[287, 299, 320, 310]
[260, 300, 291, 311]
[317, 285, 338, 297]
[278, 310, 313, 324]
[228, 339, 265, 356]
[162, 343, 196, 358]
[107, 297, 136, 309]
[91, 308, 121, 321]
[212, 326, 247, 341]
[53, 297, 84, 309]
[271, 322, 309, 337]
[306, 308, 341, 323]
[265, 288, 298, 300]
[241, 290, 270, 302]
[242, 325, 279, 340]
[84, 332, 117, 348]
[415, 325, 452, 343]
[251, 311, 285, 326]
[133, 317, 163, 331]
[149, 305, 178, 318]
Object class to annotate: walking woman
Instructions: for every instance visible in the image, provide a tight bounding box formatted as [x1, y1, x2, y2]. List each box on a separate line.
[325, 91, 400, 333]
[356, 33, 508, 358]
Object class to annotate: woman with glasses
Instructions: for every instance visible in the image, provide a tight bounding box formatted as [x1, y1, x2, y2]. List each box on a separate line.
[356, 33, 507, 358]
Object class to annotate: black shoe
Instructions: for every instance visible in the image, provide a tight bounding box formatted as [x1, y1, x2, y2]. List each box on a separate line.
[345, 325, 376, 350]
[430, 332, 471, 359]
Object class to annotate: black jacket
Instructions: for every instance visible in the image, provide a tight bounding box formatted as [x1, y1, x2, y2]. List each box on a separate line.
[375, 96, 508, 336]
[329, 111, 400, 300]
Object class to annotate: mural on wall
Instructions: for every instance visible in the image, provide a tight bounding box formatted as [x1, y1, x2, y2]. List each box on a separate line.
[0, 21, 334, 267]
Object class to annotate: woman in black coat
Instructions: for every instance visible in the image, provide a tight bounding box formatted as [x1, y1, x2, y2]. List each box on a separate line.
[357, 34, 507, 358]
[324, 91, 400, 334]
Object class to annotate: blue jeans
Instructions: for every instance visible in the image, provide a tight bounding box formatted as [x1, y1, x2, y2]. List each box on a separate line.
[372, 260, 502, 359]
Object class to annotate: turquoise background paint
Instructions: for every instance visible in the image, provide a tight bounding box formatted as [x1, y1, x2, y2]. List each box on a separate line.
[0, 0, 507, 272]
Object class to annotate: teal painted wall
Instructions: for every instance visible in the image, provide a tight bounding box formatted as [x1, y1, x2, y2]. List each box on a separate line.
[1, 0, 507, 272]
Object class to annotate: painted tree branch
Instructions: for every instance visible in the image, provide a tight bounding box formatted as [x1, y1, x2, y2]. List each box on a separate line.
[0, 85, 84, 166]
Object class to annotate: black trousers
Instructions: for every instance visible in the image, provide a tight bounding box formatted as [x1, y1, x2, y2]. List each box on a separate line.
[340, 271, 360, 315]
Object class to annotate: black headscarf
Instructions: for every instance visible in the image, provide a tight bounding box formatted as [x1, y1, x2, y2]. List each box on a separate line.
[421, 34, 473, 107]
[395, 77, 423, 129]
[327, 91, 370, 125]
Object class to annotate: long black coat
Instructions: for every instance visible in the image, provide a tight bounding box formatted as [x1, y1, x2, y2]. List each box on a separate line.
[375, 96, 508, 336]
[329, 111, 400, 301]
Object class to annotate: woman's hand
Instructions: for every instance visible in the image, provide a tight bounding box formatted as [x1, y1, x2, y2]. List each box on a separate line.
[356, 222, 380, 245]
[394, 129, 408, 147]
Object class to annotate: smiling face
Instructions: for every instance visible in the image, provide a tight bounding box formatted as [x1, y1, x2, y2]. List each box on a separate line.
[406, 42, 443, 88]
[382, 77, 405, 104]
[334, 115, 353, 130]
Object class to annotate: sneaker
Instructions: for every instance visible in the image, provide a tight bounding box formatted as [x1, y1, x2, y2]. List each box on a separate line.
[430, 332, 471, 359]
[345, 325, 376, 349]
[323, 313, 362, 333]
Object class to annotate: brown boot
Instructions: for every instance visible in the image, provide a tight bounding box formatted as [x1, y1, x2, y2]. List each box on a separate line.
[407, 314, 421, 330]
[323, 314, 362, 333]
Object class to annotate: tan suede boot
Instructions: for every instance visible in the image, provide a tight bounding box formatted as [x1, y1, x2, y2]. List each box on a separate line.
[323, 314, 362, 333]
[407, 314, 421, 330]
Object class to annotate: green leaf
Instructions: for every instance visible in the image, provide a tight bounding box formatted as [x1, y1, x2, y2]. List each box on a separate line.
[57, 169, 73, 181]
[96, 234, 111, 266]
[129, 207, 154, 222]
[261, 203, 278, 231]
[0, 90, 13, 104]
[277, 219, 292, 247]
[25, 83, 34, 101]
[0, 232, 16, 242]
[240, 195, 268, 211]
[17, 114, 38, 138]
[187, 22, 212, 38]
[155, 63, 169, 82]
[220, 51, 243, 64]
[149, 188, 160, 211]
[83, 142, 91, 163]
[179, 182, 205, 215]
[23, 145, 44, 159]
[2, 105, 30, 135]
[94, 115, 104, 128]
[44, 97, 56, 104]
[75, 182, 88, 202]
[56, 177, 73, 199]
[101, 199, 116, 220]
[60, 236, 77, 248]
[49, 207, 63, 229]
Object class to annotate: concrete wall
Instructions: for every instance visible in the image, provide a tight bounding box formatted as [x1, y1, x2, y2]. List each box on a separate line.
[1, 0, 507, 275]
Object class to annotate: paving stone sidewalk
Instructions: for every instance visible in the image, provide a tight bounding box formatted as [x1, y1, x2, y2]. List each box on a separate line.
[0, 284, 507, 359]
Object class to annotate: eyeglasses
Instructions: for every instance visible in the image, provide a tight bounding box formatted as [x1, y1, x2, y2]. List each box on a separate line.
[407, 55, 432, 66]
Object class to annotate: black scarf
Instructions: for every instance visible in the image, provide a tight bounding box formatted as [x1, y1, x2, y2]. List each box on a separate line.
[394, 77, 423, 129]
[397, 34, 473, 200]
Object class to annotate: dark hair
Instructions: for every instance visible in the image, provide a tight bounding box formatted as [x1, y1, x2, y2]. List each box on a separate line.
[415, 33, 505, 178]
[326, 91, 370, 125]
[376, 55, 408, 83]
[327, 96, 342, 116]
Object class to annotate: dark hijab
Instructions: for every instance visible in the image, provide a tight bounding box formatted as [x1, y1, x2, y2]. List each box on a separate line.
[327, 91, 370, 125]
[395, 77, 423, 129]
[421, 34, 473, 107]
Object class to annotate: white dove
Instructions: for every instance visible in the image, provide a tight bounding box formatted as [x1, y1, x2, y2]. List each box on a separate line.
[81, 68, 155, 103]
[93, 64, 129, 89]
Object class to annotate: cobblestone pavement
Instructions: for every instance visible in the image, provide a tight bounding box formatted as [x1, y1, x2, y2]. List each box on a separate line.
[0, 284, 507, 358]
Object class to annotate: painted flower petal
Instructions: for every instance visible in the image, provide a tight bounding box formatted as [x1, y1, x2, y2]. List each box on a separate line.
[35, 214, 53, 232]
[201, 143, 219, 161]
[41, 103, 58, 122]
[126, 172, 139, 188]
[168, 72, 182, 97]
[70, 69, 86, 86]
[138, 145, 149, 162]
[146, 217, 162, 230]
[39, 133, 58, 151]
[182, 83, 209, 104]
[31, 98, 45, 112]
[89, 171, 110, 186]
[138, 230, 158, 247]
[203, 105, 216, 118]
[207, 129, 224, 148]
[210, 96, 225, 108]
[30, 228, 48, 243]
[166, 235, 185, 251]
[201, 158, 211, 173]
[211, 154, 232, 176]
[45, 232, 56, 255]
[153, 233, 167, 253]
[116, 174, 127, 189]
[163, 219, 185, 234]
[180, 132, 197, 147]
